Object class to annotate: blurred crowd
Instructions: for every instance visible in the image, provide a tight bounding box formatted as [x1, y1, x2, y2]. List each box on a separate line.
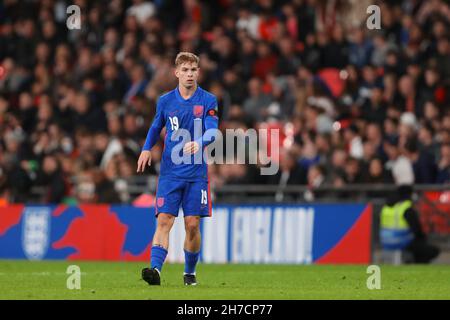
[0, 0, 449, 204]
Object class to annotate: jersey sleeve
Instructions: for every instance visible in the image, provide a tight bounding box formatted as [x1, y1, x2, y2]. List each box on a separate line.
[142, 99, 165, 151]
[195, 97, 219, 147]
[205, 97, 219, 120]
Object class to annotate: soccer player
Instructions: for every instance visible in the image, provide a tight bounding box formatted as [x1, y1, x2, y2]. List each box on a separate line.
[137, 52, 219, 286]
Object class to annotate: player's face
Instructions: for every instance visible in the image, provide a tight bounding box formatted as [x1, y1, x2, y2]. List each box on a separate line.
[175, 62, 199, 89]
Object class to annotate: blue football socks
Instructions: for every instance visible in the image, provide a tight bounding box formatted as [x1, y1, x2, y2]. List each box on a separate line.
[184, 249, 200, 275]
[150, 245, 168, 273]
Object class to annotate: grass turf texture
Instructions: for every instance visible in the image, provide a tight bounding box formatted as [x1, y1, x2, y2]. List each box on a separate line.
[0, 261, 449, 300]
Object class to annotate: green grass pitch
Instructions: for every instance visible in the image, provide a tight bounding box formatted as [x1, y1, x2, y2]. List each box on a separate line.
[0, 261, 449, 300]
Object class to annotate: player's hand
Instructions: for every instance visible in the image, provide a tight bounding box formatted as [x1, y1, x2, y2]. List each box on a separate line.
[183, 141, 200, 155]
[136, 150, 152, 173]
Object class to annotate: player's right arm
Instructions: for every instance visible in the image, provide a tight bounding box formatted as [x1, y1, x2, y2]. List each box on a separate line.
[137, 99, 165, 173]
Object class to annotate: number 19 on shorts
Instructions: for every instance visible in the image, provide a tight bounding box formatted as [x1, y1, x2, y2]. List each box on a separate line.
[201, 189, 207, 205]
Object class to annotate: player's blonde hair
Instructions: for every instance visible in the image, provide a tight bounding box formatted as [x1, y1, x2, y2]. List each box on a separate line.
[175, 52, 200, 68]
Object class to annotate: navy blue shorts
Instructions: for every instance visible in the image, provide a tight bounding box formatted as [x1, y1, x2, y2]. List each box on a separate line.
[155, 177, 211, 217]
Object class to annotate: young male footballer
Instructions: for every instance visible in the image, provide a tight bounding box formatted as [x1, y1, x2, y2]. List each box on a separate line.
[137, 52, 219, 286]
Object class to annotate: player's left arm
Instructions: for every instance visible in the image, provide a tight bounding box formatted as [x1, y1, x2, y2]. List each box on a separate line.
[183, 98, 219, 154]
[198, 98, 219, 147]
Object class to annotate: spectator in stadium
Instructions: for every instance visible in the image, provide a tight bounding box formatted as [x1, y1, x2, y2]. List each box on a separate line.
[384, 137, 415, 185]
[268, 148, 307, 202]
[383, 117, 399, 149]
[344, 157, 364, 184]
[418, 122, 440, 160]
[123, 63, 149, 105]
[35, 154, 67, 204]
[330, 148, 348, 174]
[348, 27, 373, 69]
[365, 122, 385, 158]
[0, 0, 449, 204]
[242, 77, 272, 122]
[344, 124, 364, 160]
[366, 157, 394, 184]
[437, 143, 450, 183]
[222, 69, 247, 107]
[303, 164, 327, 202]
[361, 86, 387, 125]
[404, 137, 438, 184]
[72, 91, 108, 134]
[75, 169, 97, 204]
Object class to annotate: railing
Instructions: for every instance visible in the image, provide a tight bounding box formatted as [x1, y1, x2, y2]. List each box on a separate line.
[29, 179, 450, 203]
[214, 184, 450, 193]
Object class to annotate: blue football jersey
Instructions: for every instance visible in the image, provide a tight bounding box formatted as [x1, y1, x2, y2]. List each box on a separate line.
[143, 86, 219, 181]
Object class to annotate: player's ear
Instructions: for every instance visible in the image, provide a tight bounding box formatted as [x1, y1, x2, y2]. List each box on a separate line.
[174, 67, 179, 78]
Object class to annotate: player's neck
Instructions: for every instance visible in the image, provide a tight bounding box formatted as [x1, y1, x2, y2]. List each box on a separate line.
[178, 83, 198, 100]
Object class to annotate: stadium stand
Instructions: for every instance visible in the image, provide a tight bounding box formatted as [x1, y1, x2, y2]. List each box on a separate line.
[0, 0, 449, 207]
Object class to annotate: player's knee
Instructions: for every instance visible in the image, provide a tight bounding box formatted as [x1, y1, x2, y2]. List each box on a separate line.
[157, 215, 174, 231]
[184, 222, 200, 236]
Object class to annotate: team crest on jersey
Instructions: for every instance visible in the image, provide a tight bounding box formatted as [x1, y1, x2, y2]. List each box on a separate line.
[157, 197, 164, 207]
[193, 105, 204, 117]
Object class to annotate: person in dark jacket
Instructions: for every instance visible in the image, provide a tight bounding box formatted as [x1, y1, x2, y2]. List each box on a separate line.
[35, 154, 67, 204]
[404, 138, 437, 184]
[267, 149, 307, 202]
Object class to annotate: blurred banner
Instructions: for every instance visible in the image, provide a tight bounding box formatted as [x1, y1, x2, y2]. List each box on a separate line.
[0, 204, 372, 264]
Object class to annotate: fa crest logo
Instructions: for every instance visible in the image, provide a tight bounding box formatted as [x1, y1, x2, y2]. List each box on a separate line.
[22, 207, 51, 260]
[157, 197, 165, 207]
[193, 105, 204, 118]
